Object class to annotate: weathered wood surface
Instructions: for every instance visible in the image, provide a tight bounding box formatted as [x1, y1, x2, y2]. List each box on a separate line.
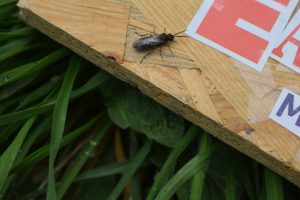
[18, 0, 300, 186]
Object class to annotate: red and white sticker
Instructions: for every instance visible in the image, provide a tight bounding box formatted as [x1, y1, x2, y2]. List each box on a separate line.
[272, 10, 300, 73]
[186, 0, 298, 71]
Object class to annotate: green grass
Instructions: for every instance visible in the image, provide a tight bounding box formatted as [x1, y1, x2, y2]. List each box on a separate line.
[0, 2, 300, 200]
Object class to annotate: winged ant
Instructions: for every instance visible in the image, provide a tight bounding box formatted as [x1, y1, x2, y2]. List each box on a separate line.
[132, 28, 186, 63]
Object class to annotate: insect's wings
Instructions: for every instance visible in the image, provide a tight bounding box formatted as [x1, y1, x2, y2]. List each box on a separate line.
[133, 35, 164, 50]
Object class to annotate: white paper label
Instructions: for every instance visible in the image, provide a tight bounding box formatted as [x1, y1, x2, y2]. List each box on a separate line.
[270, 89, 300, 137]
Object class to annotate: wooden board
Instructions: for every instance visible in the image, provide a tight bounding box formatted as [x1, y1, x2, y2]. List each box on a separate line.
[18, 0, 300, 186]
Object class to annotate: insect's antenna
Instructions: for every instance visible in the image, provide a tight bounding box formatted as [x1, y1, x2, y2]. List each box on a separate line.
[173, 30, 186, 36]
[164, 27, 166, 33]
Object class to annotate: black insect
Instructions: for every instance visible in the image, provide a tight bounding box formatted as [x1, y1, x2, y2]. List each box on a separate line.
[132, 29, 186, 63]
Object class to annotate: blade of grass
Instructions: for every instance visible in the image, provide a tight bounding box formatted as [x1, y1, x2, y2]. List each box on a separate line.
[0, 0, 17, 6]
[190, 132, 213, 200]
[0, 41, 45, 62]
[190, 172, 206, 200]
[0, 27, 36, 41]
[0, 71, 110, 125]
[0, 122, 22, 144]
[19, 189, 47, 200]
[0, 38, 32, 54]
[1, 176, 12, 199]
[0, 116, 36, 196]
[0, 4, 16, 19]
[57, 116, 112, 199]
[252, 161, 261, 199]
[46, 55, 81, 200]
[155, 133, 215, 200]
[235, 155, 257, 200]
[75, 161, 130, 181]
[0, 48, 69, 87]
[0, 103, 52, 125]
[0, 73, 38, 101]
[70, 71, 110, 98]
[155, 155, 209, 200]
[226, 159, 235, 200]
[1, 117, 51, 198]
[16, 75, 62, 109]
[264, 167, 283, 200]
[11, 114, 101, 174]
[15, 116, 52, 163]
[146, 125, 198, 200]
[130, 131, 142, 200]
[107, 139, 152, 200]
[0, 18, 21, 26]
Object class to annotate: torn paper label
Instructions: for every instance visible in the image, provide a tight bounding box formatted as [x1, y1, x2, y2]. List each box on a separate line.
[271, 10, 300, 74]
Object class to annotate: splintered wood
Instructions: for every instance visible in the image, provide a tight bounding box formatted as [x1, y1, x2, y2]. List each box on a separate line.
[18, 0, 300, 186]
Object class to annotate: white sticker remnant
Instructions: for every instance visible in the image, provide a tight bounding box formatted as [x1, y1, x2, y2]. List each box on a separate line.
[270, 89, 300, 137]
[271, 10, 300, 74]
[186, 0, 298, 71]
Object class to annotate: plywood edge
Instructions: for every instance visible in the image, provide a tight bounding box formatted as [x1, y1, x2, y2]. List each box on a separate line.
[17, 0, 29, 8]
[18, 1, 300, 187]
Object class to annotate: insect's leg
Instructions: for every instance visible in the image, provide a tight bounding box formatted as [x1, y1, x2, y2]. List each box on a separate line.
[135, 26, 157, 37]
[135, 32, 151, 37]
[168, 44, 174, 55]
[140, 50, 154, 64]
[175, 36, 188, 38]
[159, 47, 164, 60]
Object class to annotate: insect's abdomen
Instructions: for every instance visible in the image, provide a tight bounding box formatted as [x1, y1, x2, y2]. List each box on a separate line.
[132, 36, 165, 51]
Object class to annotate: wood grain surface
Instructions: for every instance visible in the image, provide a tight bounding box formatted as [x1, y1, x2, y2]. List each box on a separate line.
[18, 0, 300, 186]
